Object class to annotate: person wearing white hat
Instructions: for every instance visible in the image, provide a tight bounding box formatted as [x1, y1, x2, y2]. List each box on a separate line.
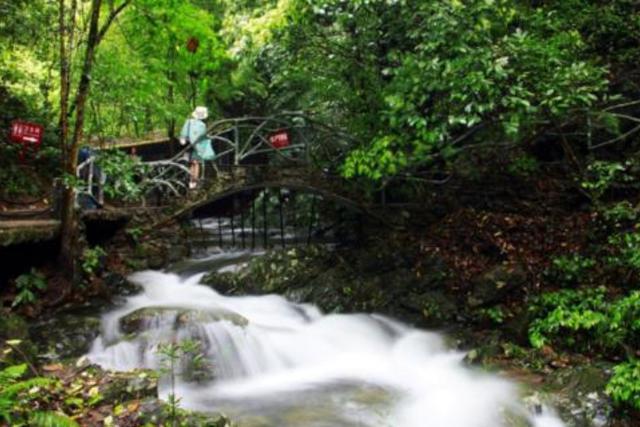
[179, 106, 215, 189]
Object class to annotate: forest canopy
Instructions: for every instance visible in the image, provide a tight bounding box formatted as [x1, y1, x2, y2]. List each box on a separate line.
[0, 0, 639, 181]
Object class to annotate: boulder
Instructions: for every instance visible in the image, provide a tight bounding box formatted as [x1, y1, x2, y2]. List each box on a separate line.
[100, 370, 159, 403]
[399, 290, 458, 327]
[468, 264, 527, 308]
[120, 306, 248, 335]
[30, 314, 102, 361]
[202, 272, 240, 295]
[539, 364, 613, 427]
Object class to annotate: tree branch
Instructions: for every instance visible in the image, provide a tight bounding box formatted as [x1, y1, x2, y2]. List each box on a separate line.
[590, 125, 640, 150]
[603, 100, 640, 112]
[97, 0, 132, 43]
[611, 113, 640, 124]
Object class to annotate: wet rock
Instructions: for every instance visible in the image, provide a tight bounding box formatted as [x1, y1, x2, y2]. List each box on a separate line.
[101, 370, 159, 403]
[399, 290, 457, 327]
[468, 263, 526, 307]
[546, 364, 614, 427]
[104, 272, 141, 296]
[137, 395, 232, 427]
[0, 313, 38, 365]
[147, 255, 166, 270]
[301, 268, 353, 310]
[203, 272, 240, 295]
[204, 245, 455, 326]
[120, 306, 248, 335]
[0, 312, 29, 340]
[30, 313, 101, 361]
[462, 333, 503, 366]
[503, 308, 531, 345]
[283, 284, 315, 304]
[167, 244, 188, 263]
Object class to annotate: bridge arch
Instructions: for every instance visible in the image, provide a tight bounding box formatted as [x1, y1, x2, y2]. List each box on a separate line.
[187, 181, 375, 220]
[178, 179, 384, 250]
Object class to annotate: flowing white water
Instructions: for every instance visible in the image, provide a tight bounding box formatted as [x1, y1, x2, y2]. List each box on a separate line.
[88, 252, 564, 427]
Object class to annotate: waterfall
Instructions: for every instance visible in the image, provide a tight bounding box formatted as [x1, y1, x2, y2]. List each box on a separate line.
[88, 252, 564, 427]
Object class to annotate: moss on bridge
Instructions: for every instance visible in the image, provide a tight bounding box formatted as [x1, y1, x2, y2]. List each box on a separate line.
[0, 220, 61, 246]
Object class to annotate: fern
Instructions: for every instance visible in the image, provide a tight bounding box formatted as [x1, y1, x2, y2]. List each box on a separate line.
[0, 364, 28, 382]
[0, 363, 60, 425]
[29, 411, 79, 427]
[1, 377, 55, 398]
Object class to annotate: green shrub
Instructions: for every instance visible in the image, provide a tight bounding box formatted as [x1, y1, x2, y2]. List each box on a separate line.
[601, 201, 637, 228]
[12, 269, 46, 308]
[157, 339, 211, 427]
[81, 246, 107, 276]
[528, 288, 640, 353]
[549, 254, 595, 285]
[507, 154, 539, 177]
[95, 149, 147, 202]
[606, 359, 640, 411]
[478, 306, 506, 324]
[608, 291, 640, 350]
[607, 231, 640, 271]
[528, 287, 608, 350]
[125, 226, 144, 244]
[581, 160, 631, 203]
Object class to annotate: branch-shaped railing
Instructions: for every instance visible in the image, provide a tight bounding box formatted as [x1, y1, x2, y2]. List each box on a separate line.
[77, 112, 354, 207]
[203, 112, 352, 167]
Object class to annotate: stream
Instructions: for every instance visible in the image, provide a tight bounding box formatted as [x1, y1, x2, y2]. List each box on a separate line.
[87, 250, 566, 427]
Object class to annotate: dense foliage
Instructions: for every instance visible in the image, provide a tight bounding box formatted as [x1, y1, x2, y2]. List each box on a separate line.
[230, 0, 639, 181]
[2, 0, 639, 179]
[0, 355, 77, 426]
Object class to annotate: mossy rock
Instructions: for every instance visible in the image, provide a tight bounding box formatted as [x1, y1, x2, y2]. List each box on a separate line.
[545, 364, 614, 427]
[100, 369, 159, 403]
[137, 396, 232, 427]
[0, 312, 29, 340]
[120, 306, 248, 335]
[202, 271, 242, 295]
[104, 272, 141, 296]
[400, 290, 457, 325]
[468, 264, 527, 308]
[29, 314, 102, 361]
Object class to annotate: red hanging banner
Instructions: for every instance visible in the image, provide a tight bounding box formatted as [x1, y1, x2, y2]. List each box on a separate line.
[269, 130, 290, 149]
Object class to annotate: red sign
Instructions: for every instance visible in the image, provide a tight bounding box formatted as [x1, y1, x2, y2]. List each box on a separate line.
[269, 130, 290, 149]
[186, 37, 200, 53]
[10, 120, 44, 148]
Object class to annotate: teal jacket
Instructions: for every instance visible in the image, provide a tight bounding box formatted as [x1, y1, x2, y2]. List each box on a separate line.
[180, 118, 215, 161]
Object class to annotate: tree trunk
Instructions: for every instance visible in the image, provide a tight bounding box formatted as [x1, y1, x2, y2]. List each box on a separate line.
[58, 0, 70, 162]
[167, 32, 178, 142]
[58, 0, 103, 277]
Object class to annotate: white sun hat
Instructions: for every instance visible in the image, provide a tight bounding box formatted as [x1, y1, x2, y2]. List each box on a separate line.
[192, 106, 209, 120]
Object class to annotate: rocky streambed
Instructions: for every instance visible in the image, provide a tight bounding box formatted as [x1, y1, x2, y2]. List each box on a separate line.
[1, 240, 630, 426]
[200, 244, 626, 427]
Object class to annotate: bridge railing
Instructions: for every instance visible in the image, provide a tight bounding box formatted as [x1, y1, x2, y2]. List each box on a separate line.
[204, 112, 352, 168]
[76, 156, 104, 207]
[76, 151, 192, 207]
[77, 112, 354, 208]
